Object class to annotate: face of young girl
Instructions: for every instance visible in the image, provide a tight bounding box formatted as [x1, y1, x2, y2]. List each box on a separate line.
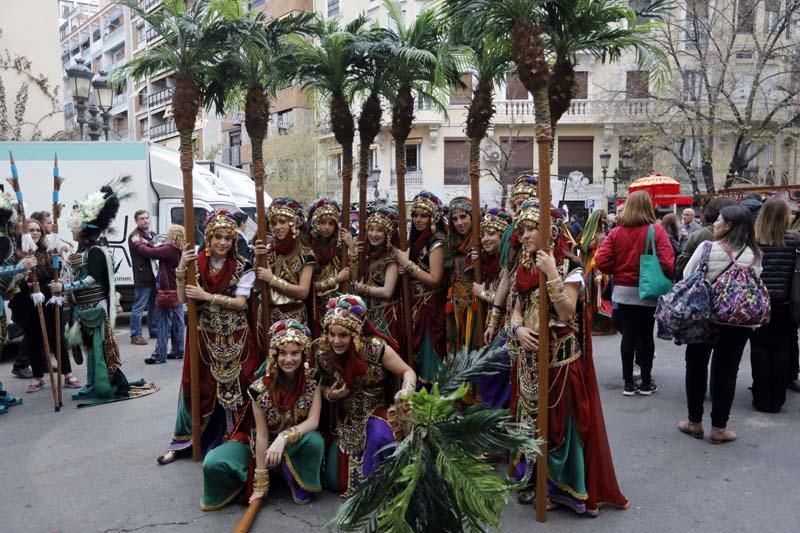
[367, 224, 386, 247]
[209, 232, 233, 258]
[520, 222, 540, 254]
[451, 212, 471, 237]
[28, 222, 42, 244]
[412, 210, 431, 231]
[272, 216, 290, 241]
[327, 324, 352, 355]
[481, 229, 501, 254]
[317, 217, 337, 239]
[278, 342, 303, 377]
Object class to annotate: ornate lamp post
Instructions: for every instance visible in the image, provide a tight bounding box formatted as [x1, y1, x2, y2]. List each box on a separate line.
[65, 59, 93, 140]
[91, 70, 113, 141]
[599, 147, 633, 213]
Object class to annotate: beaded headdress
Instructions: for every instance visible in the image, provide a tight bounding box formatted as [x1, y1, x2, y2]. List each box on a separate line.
[367, 205, 398, 245]
[268, 197, 304, 238]
[322, 294, 367, 336]
[268, 319, 313, 365]
[510, 174, 538, 206]
[516, 199, 566, 241]
[411, 190, 443, 224]
[309, 198, 341, 237]
[203, 209, 237, 240]
[448, 196, 472, 217]
[481, 207, 512, 235]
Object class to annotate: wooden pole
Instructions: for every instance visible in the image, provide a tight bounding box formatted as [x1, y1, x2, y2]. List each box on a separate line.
[394, 141, 415, 366]
[469, 138, 485, 346]
[233, 500, 261, 532]
[250, 136, 270, 351]
[52, 154, 63, 408]
[357, 142, 369, 280]
[535, 136, 552, 523]
[8, 151, 60, 412]
[178, 131, 202, 462]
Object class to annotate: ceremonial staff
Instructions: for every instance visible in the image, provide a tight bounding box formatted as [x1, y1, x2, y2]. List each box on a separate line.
[394, 152, 414, 365]
[8, 152, 60, 412]
[469, 141, 484, 346]
[49, 154, 64, 408]
[252, 159, 270, 352]
[536, 139, 552, 522]
[233, 500, 260, 533]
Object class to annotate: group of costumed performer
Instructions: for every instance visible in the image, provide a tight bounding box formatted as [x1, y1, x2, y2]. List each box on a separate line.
[49, 179, 156, 406]
[579, 209, 616, 335]
[157, 210, 260, 465]
[506, 198, 628, 515]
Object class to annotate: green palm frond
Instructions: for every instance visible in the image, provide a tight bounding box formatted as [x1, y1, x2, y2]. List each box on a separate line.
[435, 344, 509, 396]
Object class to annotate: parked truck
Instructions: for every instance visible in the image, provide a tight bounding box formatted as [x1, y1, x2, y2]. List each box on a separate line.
[0, 141, 244, 310]
[196, 159, 271, 225]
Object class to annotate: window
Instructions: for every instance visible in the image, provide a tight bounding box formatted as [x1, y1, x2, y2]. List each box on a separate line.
[505, 74, 528, 100]
[450, 73, 473, 105]
[328, 152, 342, 179]
[736, 50, 754, 60]
[737, 0, 755, 33]
[626, 71, 649, 99]
[765, 0, 781, 33]
[683, 70, 701, 101]
[368, 148, 379, 172]
[327, 0, 340, 18]
[136, 24, 145, 45]
[388, 9, 407, 32]
[444, 140, 470, 185]
[405, 143, 421, 171]
[573, 72, 588, 99]
[558, 137, 594, 183]
[685, 0, 709, 51]
[499, 136, 534, 175]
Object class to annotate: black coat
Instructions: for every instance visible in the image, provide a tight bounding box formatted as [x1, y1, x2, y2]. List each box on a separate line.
[759, 232, 800, 303]
[128, 227, 156, 287]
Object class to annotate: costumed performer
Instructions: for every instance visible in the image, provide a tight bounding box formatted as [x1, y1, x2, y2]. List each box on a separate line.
[445, 196, 480, 352]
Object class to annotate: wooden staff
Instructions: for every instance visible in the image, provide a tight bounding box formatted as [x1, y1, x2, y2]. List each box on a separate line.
[535, 139, 552, 522]
[233, 500, 261, 533]
[8, 151, 60, 412]
[469, 140, 484, 346]
[51, 154, 64, 408]
[253, 168, 269, 352]
[394, 144, 414, 365]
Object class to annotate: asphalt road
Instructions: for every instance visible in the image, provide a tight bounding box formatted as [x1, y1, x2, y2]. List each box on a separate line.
[1, 317, 798, 533]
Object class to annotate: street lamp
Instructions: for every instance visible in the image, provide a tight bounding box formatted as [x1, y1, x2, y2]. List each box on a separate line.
[599, 148, 633, 213]
[90, 70, 113, 141]
[66, 58, 93, 140]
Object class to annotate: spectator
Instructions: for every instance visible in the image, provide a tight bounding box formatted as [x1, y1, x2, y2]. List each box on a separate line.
[675, 197, 737, 279]
[661, 213, 681, 261]
[678, 205, 762, 444]
[606, 213, 617, 230]
[679, 208, 702, 245]
[131, 225, 185, 364]
[596, 190, 675, 396]
[233, 211, 252, 263]
[749, 198, 799, 412]
[128, 209, 157, 345]
[567, 214, 583, 239]
[741, 193, 763, 218]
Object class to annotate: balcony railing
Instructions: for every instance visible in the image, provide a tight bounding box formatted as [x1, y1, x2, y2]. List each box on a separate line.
[111, 93, 127, 109]
[145, 27, 161, 43]
[139, 0, 162, 11]
[390, 169, 423, 186]
[495, 98, 663, 119]
[148, 87, 173, 108]
[150, 119, 177, 139]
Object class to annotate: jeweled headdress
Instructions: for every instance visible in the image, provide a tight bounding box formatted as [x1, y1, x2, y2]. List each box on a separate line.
[411, 190, 443, 223]
[448, 196, 472, 217]
[367, 205, 398, 237]
[510, 174, 538, 206]
[268, 197, 304, 224]
[516, 199, 566, 241]
[268, 319, 312, 361]
[481, 207, 512, 235]
[309, 198, 341, 237]
[322, 294, 367, 336]
[203, 209, 237, 243]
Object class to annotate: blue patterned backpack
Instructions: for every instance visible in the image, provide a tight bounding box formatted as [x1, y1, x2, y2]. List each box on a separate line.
[655, 242, 713, 345]
[711, 244, 771, 327]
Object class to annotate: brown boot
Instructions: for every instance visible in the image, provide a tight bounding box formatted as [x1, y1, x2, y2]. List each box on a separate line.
[709, 427, 736, 445]
[131, 336, 148, 345]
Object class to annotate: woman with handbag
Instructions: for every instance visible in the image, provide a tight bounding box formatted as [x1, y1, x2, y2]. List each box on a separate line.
[595, 191, 675, 396]
[749, 199, 799, 413]
[678, 205, 762, 444]
[130, 224, 185, 364]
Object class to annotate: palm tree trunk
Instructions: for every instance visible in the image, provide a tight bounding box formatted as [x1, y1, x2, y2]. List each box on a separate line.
[341, 142, 354, 277]
[469, 136, 484, 341]
[178, 126, 202, 463]
[357, 140, 371, 279]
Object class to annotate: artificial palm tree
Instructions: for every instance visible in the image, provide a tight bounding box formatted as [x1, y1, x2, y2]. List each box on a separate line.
[113, 0, 231, 462]
[207, 2, 314, 341]
[293, 15, 368, 265]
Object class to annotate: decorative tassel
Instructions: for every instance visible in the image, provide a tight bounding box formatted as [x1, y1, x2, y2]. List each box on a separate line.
[30, 292, 45, 306]
[47, 295, 64, 307]
[21, 233, 37, 254]
[65, 321, 82, 347]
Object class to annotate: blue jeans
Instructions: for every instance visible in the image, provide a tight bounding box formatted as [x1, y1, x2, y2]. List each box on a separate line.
[130, 286, 157, 338]
[155, 305, 185, 361]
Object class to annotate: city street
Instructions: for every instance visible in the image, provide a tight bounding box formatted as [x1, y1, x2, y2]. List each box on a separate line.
[1, 317, 798, 533]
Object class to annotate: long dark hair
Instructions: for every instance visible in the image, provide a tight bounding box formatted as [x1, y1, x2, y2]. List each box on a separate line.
[718, 205, 761, 261]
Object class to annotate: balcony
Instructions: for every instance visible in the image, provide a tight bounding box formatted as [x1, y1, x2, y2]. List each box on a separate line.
[145, 27, 162, 44]
[223, 145, 242, 167]
[493, 98, 668, 124]
[390, 169, 423, 186]
[148, 87, 173, 109]
[150, 119, 177, 140]
[139, 0, 162, 12]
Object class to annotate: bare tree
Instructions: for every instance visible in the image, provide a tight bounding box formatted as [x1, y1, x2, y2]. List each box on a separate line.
[639, 0, 800, 195]
[262, 116, 323, 203]
[481, 120, 535, 207]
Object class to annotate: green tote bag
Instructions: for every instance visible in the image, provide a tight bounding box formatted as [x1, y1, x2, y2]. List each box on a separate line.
[639, 224, 672, 301]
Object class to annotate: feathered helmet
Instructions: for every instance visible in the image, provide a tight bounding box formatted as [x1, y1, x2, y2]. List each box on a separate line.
[268, 197, 304, 239]
[481, 207, 512, 236]
[266, 319, 313, 375]
[411, 190, 443, 225]
[510, 173, 538, 207]
[67, 176, 130, 240]
[448, 196, 472, 217]
[308, 198, 341, 238]
[322, 294, 367, 337]
[202, 209, 237, 253]
[0, 189, 18, 228]
[367, 205, 398, 246]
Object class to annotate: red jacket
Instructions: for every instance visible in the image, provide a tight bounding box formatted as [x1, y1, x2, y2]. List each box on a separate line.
[595, 224, 675, 287]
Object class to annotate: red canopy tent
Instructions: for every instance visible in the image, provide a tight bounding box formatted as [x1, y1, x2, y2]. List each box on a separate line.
[617, 171, 694, 210]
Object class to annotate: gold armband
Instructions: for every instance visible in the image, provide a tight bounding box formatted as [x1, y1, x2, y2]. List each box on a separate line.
[253, 468, 270, 492]
[546, 277, 568, 303]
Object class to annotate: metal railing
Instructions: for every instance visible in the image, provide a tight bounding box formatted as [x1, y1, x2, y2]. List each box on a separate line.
[390, 169, 423, 186]
[150, 120, 177, 139]
[139, 0, 162, 12]
[148, 87, 173, 108]
[145, 27, 161, 43]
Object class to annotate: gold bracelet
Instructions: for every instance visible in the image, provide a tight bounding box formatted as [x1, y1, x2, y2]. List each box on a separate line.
[546, 277, 568, 303]
[281, 426, 301, 445]
[252, 468, 269, 491]
[210, 295, 217, 306]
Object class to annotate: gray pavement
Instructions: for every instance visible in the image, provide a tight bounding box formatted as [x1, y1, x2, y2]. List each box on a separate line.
[1, 318, 799, 533]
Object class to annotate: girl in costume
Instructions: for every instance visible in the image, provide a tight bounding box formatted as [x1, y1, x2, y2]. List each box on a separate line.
[317, 295, 415, 497]
[350, 205, 400, 340]
[50, 179, 153, 405]
[508, 199, 628, 515]
[201, 319, 324, 510]
[254, 197, 314, 326]
[308, 199, 353, 336]
[395, 191, 446, 383]
[12, 218, 81, 393]
[157, 210, 261, 464]
[472, 207, 513, 408]
[445, 196, 479, 352]
[579, 210, 615, 335]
